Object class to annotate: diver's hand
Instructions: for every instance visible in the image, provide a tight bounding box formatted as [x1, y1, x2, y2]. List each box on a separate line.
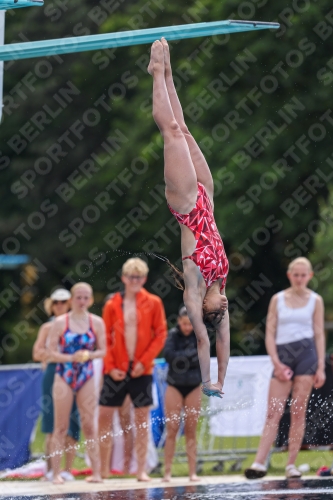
[201, 381, 224, 398]
[221, 295, 228, 311]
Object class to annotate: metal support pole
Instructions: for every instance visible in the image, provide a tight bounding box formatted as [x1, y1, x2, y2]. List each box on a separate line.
[0, 10, 4, 122]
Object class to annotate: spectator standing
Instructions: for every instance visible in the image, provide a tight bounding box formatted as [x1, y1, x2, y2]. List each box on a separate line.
[32, 288, 79, 482]
[99, 257, 167, 481]
[102, 293, 134, 475]
[48, 282, 106, 484]
[163, 306, 202, 482]
[245, 257, 326, 479]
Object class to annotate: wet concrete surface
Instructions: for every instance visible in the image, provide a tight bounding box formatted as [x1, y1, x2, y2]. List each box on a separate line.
[1, 477, 333, 500]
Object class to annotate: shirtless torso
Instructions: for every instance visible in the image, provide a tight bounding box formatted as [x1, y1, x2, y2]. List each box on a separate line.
[123, 296, 137, 361]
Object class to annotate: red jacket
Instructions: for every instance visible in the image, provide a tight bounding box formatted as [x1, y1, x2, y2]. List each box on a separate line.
[102, 288, 167, 375]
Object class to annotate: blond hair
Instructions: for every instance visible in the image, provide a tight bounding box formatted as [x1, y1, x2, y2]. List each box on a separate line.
[288, 257, 313, 272]
[122, 257, 149, 276]
[70, 282, 94, 308]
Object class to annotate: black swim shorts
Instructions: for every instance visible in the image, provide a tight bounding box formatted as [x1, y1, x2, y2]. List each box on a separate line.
[99, 372, 153, 408]
[273, 338, 318, 378]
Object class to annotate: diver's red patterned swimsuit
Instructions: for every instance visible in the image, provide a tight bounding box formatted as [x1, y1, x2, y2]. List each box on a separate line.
[168, 182, 229, 290]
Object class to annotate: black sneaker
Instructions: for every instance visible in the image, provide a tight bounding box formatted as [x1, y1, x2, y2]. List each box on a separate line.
[244, 468, 267, 479]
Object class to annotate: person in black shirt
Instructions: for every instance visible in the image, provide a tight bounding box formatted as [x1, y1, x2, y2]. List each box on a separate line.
[163, 306, 201, 482]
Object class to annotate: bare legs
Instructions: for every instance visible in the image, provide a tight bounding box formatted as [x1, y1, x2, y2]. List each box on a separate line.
[98, 403, 151, 481]
[45, 434, 52, 473]
[98, 405, 115, 478]
[254, 379, 292, 466]
[64, 436, 77, 472]
[163, 386, 182, 482]
[161, 38, 214, 203]
[51, 376, 102, 484]
[184, 387, 202, 481]
[148, 40, 198, 215]
[252, 375, 314, 469]
[118, 395, 134, 474]
[287, 376, 314, 466]
[148, 38, 216, 212]
[134, 406, 151, 481]
[163, 385, 201, 481]
[76, 378, 102, 482]
[51, 376, 75, 484]
[45, 427, 78, 478]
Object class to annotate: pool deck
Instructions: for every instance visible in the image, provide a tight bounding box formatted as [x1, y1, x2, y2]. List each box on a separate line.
[0, 474, 320, 496]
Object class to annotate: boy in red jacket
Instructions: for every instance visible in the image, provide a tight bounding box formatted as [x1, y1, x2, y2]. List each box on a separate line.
[99, 258, 167, 481]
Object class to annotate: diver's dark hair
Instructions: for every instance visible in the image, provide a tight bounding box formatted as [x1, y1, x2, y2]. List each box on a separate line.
[150, 253, 185, 291]
[167, 260, 185, 291]
[203, 310, 225, 332]
[150, 253, 225, 330]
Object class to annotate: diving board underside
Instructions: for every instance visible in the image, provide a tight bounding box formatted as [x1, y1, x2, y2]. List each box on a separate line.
[0, 20, 280, 61]
[0, 0, 43, 10]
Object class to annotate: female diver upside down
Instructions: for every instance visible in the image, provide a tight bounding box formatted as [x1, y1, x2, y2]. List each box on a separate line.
[148, 38, 230, 398]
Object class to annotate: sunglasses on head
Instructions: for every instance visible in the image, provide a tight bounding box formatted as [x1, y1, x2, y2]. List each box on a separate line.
[52, 300, 68, 305]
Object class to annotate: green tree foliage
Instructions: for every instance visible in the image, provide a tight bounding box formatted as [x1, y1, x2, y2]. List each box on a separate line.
[310, 192, 333, 350]
[1, 0, 333, 361]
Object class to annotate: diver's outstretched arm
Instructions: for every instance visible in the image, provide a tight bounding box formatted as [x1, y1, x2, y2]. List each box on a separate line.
[216, 310, 230, 388]
[184, 291, 211, 382]
[184, 288, 223, 398]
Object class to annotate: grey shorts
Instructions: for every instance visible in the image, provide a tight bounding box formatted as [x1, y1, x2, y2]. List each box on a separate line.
[274, 338, 318, 378]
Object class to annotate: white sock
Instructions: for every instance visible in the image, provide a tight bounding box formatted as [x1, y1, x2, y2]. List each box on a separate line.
[251, 462, 267, 471]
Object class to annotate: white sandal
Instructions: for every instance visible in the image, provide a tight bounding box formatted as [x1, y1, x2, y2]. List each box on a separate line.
[285, 464, 301, 478]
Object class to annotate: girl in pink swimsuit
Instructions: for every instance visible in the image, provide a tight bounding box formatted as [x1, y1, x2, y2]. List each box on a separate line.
[148, 39, 229, 398]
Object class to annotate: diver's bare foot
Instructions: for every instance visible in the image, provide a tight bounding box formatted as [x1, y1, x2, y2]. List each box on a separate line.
[162, 473, 171, 482]
[137, 472, 151, 482]
[161, 37, 171, 76]
[53, 475, 64, 484]
[190, 474, 201, 482]
[86, 475, 103, 483]
[147, 40, 164, 75]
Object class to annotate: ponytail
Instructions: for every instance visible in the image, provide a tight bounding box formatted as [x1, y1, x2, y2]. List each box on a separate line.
[166, 259, 185, 291]
[149, 253, 185, 291]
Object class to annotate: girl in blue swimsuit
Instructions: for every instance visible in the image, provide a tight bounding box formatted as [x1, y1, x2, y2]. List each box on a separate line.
[56, 313, 96, 392]
[48, 282, 106, 484]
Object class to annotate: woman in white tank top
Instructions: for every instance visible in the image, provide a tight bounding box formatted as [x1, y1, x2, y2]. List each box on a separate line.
[245, 257, 326, 480]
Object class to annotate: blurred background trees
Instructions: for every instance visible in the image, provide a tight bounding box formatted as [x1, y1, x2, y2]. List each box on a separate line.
[1, 0, 333, 362]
